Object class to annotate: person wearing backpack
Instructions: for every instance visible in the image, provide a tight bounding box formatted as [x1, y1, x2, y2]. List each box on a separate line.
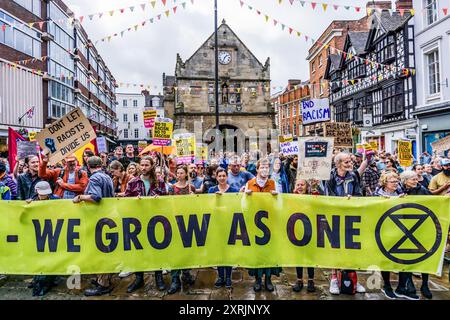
[38, 153, 88, 199]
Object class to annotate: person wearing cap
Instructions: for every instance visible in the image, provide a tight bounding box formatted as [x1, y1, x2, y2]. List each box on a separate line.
[28, 181, 59, 296]
[428, 158, 450, 195]
[39, 153, 88, 200]
[73, 156, 114, 296]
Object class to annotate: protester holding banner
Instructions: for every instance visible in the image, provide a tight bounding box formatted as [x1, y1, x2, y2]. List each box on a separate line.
[0, 162, 17, 200]
[292, 178, 316, 293]
[73, 156, 115, 296]
[123, 156, 168, 293]
[412, 164, 430, 189]
[28, 181, 60, 296]
[428, 159, 450, 195]
[227, 156, 254, 192]
[167, 165, 196, 294]
[244, 158, 280, 292]
[270, 157, 289, 194]
[17, 155, 43, 201]
[208, 167, 239, 289]
[38, 153, 88, 200]
[202, 164, 218, 194]
[322, 152, 365, 295]
[109, 161, 133, 197]
[371, 171, 419, 300]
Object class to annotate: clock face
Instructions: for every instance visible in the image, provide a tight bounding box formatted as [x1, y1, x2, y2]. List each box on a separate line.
[218, 51, 231, 65]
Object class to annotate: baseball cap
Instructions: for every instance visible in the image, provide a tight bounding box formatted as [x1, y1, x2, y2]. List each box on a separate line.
[354, 152, 363, 158]
[35, 181, 53, 196]
[441, 158, 450, 166]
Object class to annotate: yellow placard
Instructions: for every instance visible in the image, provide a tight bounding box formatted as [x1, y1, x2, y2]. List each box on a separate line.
[28, 131, 37, 142]
[153, 119, 173, 140]
[0, 194, 448, 275]
[398, 140, 413, 167]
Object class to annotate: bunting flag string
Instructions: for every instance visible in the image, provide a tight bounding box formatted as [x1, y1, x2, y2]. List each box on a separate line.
[0, 0, 182, 32]
[237, 0, 415, 74]
[273, 0, 421, 17]
[93, 1, 194, 45]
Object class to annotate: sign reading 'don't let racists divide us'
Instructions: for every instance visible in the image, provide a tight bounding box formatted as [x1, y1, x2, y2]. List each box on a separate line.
[36, 107, 96, 165]
[152, 117, 173, 146]
[0, 194, 449, 275]
[297, 136, 334, 181]
[398, 140, 413, 167]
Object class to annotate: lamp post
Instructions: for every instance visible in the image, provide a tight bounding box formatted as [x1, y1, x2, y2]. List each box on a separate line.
[214, 0, 219, 131]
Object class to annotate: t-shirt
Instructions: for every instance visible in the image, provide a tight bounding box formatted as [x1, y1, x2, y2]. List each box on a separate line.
[63, 172, 76, 199]
[429, 172, 450, 195]
[191, 176, 204, 190]
[143, 178, 151, 196]
[227, 171, 254, 191]
[208, 185, 239, 193]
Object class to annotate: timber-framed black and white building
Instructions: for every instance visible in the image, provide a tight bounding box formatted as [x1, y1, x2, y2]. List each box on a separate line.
[325, 10, 416, 154]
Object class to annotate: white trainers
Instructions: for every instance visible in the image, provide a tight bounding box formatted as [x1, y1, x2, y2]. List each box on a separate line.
[356, 282, 366, 293]
[118, 271, 133, 278]
[329, 278, 340, 295]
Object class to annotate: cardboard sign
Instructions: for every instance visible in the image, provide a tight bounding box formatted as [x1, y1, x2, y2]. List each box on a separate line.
[17, 140, 38, 159]
[297, 137, 334, 181]
[96, 136, 108, 154]
[368, 140, 378, 151]
[280, 141, 299, 156]
[324, 122, 353, 147]
[152, 118, 173, 146]
[36, 108, 96, 165]
[174, 133, 196, 164]
[431, 135, 450, 155]
[301, 99, 331, 125]
[398, 140, 413, 167]
[138, 141, 148, 154]
[356, 144, 364, 153]
[143, 109, 157, 129]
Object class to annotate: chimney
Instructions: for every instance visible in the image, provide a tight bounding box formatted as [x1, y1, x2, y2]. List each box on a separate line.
[366, 1, 392, 11]
[395, 0, 413, 9]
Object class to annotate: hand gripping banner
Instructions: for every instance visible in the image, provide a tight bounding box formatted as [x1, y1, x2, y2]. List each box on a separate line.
[0, 194, 449, 275]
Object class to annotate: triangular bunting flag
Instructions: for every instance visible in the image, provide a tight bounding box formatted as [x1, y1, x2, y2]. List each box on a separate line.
[265, 15, 269, 22]
[443, 8, 448, 16]
[162, 0, 167, 6]
[109, 10, 114, 16]
[311, 2, 317, 10]
[141, 4, 146, 11]
[173, 6, 177, 14]
[165, 10, 170, 17]
[182, 2, 186, 9]
[289, 27, 293, 34]
[322, 4, 328, 11]
[151, 1, 156, 8]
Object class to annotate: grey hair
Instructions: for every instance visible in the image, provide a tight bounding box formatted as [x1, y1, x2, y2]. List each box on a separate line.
[334, 152, 350, 166]
[400, 170, 418, 185]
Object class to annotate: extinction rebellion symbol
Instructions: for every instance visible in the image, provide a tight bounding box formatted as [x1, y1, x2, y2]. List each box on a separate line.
[375, 203, 442, 265]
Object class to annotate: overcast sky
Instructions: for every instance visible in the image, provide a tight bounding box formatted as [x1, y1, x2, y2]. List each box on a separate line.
[67, 0, 372, 94]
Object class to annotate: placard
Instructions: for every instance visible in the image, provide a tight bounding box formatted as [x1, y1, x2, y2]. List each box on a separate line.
[324, 122, 353, 147]
[17, 140, 38, 159]
[28, 131, 37, 142]
[431, 135, 450, 155]
[35, 108, 97, 165]
[152, 118, 173, 146]
[96, 136, 108, 154]
[280, 141, 299, 156]
[195, 143, 208, 163]
[297, 137, 334, 181]
[398, 140, 413, 167]
[138, 141, 148, 154]
[278, 134, 293, 144]
[174, 133, 196, 164]
[143, 109, 157, 129]
[301, 99, 331, 125]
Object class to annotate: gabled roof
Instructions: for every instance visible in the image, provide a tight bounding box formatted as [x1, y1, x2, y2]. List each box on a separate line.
[338, 32, 369, 68]
[365, 10, 412, 50]
[324, 54, 341, 79]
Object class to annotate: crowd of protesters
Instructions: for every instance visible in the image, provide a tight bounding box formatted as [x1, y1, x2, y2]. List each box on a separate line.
[0, 144, 449, 300]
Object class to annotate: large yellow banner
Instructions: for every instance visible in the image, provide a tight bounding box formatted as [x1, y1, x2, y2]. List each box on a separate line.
[0, 194, 449, 275]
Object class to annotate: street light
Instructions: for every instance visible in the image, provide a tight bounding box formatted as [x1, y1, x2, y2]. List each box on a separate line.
[214, 0, 219, 131]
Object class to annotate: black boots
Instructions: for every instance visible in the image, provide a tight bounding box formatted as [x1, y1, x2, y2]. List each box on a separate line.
[253, 277, 262, 292]
[127, 272, 144, 293]
[265, 276, 274, 292]
[168, 276, 181, 295]
[181, 271, 195, 286]
[155, 271, 166, 291]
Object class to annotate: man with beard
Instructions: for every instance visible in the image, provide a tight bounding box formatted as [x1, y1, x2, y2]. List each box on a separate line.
[39, 154, 88, 199]
[188, 163, 204, 193]
[429, 158, 450, 195]
[17, 155, 42, 200]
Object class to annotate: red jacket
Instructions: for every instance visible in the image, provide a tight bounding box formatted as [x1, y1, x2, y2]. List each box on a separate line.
[38, 161, 88, 198]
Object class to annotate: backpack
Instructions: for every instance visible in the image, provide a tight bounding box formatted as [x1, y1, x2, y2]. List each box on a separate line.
[49, 168, 85, 193]
[338, 270, 357, 295]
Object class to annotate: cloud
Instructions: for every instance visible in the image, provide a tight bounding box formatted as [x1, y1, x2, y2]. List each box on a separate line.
[67, 0, 367, 93]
